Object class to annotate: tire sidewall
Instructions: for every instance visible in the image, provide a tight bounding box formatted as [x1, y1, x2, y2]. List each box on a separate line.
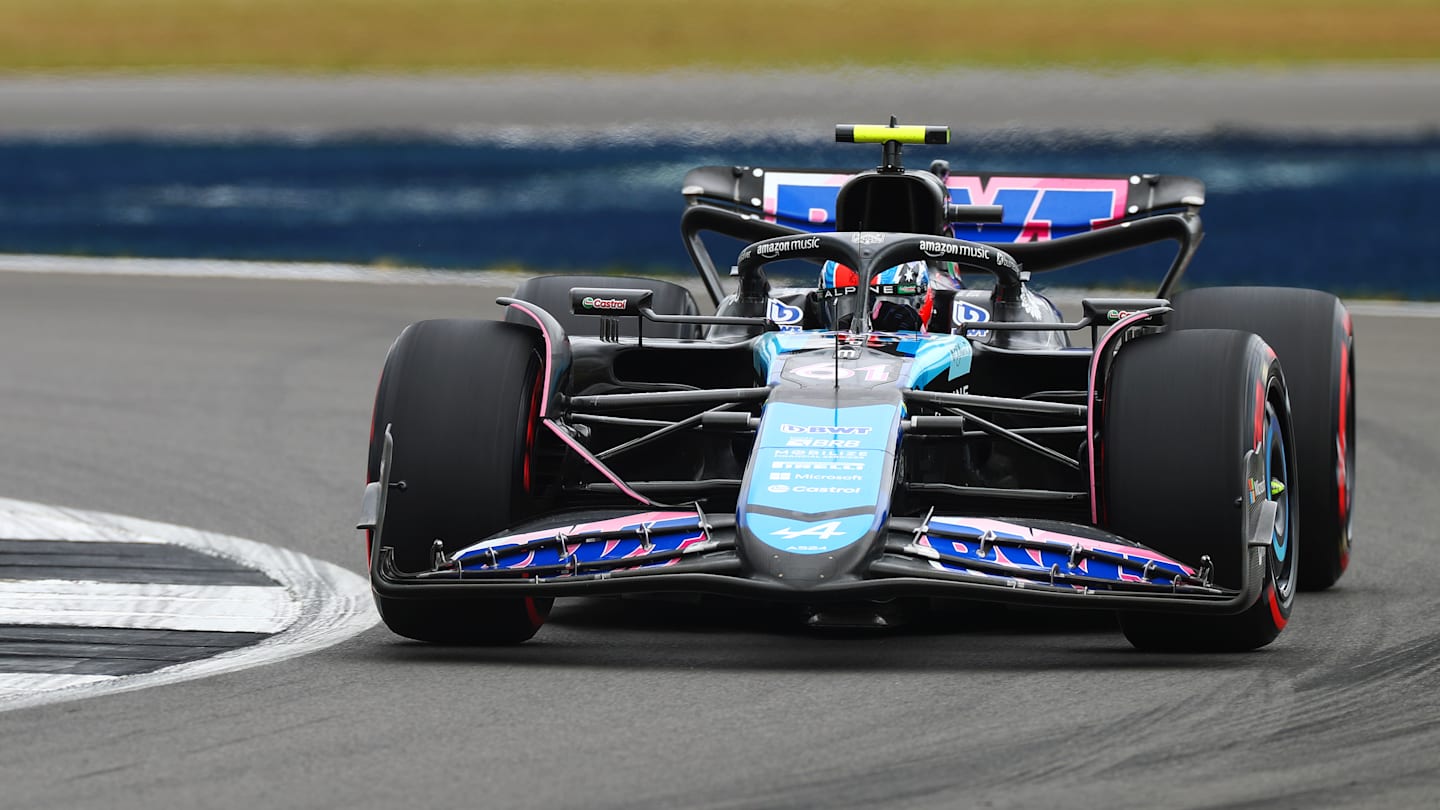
[366, 319, 552, 644]
[1104, 329, 1297, 651]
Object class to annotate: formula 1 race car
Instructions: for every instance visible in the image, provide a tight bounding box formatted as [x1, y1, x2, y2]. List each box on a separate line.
[360, 122, 1356, 652]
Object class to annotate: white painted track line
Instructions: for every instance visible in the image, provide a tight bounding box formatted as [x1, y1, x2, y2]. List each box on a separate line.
[0, 504, 170, 543]
[0, 580, 295, 633]
[0, 673, 116, 699]
[0, 497, 377, 712]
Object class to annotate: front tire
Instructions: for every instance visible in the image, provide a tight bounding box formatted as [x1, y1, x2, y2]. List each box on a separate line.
[1103, 329, 1298, 652]
[367, 319, 553, 644]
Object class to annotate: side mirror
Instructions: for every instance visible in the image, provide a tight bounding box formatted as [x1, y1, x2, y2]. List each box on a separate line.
[569, 287, 653, 317]
[1080, 298, 1170, 327]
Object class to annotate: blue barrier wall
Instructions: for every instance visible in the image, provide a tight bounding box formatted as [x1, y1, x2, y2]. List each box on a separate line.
[1, 134, 1436, 296]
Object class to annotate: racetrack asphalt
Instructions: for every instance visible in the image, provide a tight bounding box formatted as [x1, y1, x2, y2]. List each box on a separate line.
[0, 269, 1435, 809]
[1, 67, 1438, 136]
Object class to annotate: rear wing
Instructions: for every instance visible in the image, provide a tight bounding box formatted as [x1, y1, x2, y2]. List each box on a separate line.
[681, 166, 1207, 307]
[682, 166, 1205, 241]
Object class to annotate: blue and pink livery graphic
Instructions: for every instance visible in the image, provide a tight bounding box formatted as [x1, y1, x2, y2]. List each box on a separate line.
[451, 511, 712, 572]
[909, 517, 1197, 591]
[761, 172, 1131, 242]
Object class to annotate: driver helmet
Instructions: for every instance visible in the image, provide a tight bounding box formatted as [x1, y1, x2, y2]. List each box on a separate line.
[818, 260, 933, 332]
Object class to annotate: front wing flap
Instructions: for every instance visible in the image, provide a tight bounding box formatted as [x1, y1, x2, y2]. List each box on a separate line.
[371, 509, 1258, 615]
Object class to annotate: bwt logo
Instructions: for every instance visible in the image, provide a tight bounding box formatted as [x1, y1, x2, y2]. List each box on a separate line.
[772, 175, 1128, 243]
[582, 296, 627, 311]
[779, 424, 872, 435]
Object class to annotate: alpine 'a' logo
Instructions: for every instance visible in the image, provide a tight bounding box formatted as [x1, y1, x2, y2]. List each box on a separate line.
[771, 520, 847, 541]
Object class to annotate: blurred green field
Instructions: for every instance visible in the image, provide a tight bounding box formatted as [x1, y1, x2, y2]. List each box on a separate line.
[1, 0, 1436, 73]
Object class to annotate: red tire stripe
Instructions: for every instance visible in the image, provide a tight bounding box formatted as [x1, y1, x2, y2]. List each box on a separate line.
[1267, 584, 1289, 631]
[1336, 340, 1351, 524]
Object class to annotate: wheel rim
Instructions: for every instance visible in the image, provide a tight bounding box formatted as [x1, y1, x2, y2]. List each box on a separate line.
[1265, 398, 1297, 600]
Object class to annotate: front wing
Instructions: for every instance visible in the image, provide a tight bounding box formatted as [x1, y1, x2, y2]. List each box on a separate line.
[369, 507, 1264, 616]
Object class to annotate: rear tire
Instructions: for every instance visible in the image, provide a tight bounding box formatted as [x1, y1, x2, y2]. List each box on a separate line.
[1103, 330, 1298, 652]
[368, 319, 553, 644]
[1170, 286, 1355, 589]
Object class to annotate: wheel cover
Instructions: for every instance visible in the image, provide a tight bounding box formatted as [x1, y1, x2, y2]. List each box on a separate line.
[1265, 399, 1297, 601]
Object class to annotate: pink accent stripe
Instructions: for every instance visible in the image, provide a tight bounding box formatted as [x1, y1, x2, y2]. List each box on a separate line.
[457, 510, 699, 554]
[545, 419, 657, 506]
[502, 299, 655, 509]
[943, 517, 1027, 540]
[928, 517, 1196, 575]
[1087, 310, 1157, 524]
[946, 176, 1131, 231]
[503, 300, 556, 416]
[1033, 529, 1195, 574]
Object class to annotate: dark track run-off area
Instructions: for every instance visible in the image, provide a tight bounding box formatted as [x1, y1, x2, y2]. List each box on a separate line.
[0, 270, 1435, 808]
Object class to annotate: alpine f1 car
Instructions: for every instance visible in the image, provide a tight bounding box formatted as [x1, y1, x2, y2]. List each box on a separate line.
[360, 122, 1356, 652]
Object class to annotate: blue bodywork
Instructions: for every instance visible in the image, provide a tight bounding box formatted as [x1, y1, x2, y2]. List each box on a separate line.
[753, 331, 971, 388]
[741, 402, 898, 556]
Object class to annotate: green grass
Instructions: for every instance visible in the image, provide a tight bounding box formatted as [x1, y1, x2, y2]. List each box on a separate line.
[0, 0, 1436, 73]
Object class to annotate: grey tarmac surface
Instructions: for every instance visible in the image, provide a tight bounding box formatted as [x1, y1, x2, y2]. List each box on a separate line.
[0, 269, 1436, 808]
[1, 67, 1438, 136]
